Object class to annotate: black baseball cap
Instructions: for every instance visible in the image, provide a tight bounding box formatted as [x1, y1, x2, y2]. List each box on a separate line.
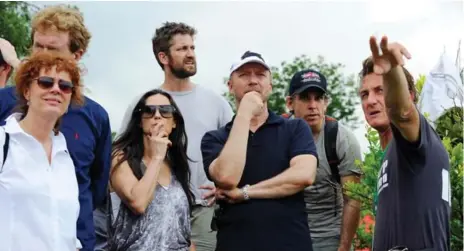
[288, 69, 327, 96]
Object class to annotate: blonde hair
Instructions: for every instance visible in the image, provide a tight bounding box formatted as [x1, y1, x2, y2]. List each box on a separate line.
[31, 5, 92, 54]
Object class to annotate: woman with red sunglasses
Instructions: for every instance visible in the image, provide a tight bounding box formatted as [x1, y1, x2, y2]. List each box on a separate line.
[0, 51, 84, 251]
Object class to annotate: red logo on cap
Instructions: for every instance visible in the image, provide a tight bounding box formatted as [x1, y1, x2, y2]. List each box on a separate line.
[302, 72, 318, 79]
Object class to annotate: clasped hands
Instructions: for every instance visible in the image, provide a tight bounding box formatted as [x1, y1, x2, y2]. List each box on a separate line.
[200, 185, 246, 205]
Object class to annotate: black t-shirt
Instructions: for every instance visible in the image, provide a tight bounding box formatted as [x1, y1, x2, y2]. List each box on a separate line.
[201, 111, 318, 251]
[373, 113, 451, 251]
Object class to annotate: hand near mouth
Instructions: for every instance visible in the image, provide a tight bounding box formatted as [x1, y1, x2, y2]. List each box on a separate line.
[148, 123, 172, 160]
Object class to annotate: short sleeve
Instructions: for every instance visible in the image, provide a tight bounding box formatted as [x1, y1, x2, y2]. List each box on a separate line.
[218, 97, 234, 128]
[336, 124, 363, 177]
[201, 130, 226, 181]
[289, 118, 318, 161]
[391, 112, 431, 158]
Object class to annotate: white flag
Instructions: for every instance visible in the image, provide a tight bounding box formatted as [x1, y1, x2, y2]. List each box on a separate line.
[418, 53, 463, 127]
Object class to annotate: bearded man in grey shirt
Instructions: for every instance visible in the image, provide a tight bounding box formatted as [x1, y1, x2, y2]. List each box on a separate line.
[284, 69, 362, 251]
[96, 22, 233, 251]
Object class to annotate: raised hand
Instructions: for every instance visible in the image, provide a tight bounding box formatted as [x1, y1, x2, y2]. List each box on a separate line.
[237, 91, 264, 119]
[0, 38, 20, 69]
[369, 35, 412, 75]
[148, 123, 172, 160]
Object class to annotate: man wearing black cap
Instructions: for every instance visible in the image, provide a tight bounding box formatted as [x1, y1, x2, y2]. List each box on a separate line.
[201, 51, 318, 251]
[284, 69, 362, 251]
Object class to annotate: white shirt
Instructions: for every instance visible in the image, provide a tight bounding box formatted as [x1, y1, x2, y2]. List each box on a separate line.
[0, 113, 81, 251]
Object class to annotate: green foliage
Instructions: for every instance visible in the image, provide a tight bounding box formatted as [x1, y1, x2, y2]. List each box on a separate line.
[0, 2, 34, 57]
[344, 126, 383, 249]
[436, 107, 463, 145]
[415, 74, 426, 97]
[223, 55, 361, 129]
[437, 107, 463, 251]
[344, 127, 383, 213]
[111, 131, 117, 141]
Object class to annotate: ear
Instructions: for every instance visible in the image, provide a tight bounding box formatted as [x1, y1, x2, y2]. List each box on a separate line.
[24, 86, 31, 102]
[73, 49, 84, 61]
[409, 91, 416, 103]
[285, 96, 293, 111]
[158, 52, 169, 66]
[4, 64, 11, 73]
[227, 79, 235, 95]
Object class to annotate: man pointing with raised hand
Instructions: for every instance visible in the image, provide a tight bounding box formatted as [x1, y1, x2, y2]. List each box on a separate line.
[359, 36, 451, 251]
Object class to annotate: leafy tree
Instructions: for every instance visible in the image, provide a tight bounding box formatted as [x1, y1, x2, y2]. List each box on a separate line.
[0, 2, 38, 57]
[223, 55, 361, 129]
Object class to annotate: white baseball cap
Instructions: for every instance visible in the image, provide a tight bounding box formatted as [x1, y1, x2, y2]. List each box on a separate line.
[229, 51, 271, 75]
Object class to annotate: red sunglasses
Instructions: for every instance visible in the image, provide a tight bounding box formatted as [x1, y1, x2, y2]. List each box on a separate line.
[35, 76, 74, 94]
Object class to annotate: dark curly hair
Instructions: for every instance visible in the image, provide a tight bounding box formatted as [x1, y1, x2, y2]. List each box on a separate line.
[14, 50, 84, 135]
[359, 56, 417, 104]
[151, 22, 197, 70]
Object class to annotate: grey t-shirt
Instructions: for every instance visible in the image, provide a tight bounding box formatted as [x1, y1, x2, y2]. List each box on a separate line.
[304, 120, 362, 238]
[119, 85, 233, 205]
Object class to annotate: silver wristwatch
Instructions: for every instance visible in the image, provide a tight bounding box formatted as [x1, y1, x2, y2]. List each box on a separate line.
[241, 184, 251, 200]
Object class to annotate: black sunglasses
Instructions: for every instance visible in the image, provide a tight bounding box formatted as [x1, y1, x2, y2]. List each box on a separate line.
[35, 76, 74, 94]
[139, 105, 176, 119]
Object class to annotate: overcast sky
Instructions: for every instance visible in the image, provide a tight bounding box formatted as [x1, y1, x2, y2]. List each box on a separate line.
[38, 0, 464, 153]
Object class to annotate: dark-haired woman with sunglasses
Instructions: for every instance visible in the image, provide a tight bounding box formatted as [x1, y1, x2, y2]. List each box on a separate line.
[0, 51, 84, 251]
[108, 89, 196, 251]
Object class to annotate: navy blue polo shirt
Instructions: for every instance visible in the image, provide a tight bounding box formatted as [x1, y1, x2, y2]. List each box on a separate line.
[201, 110, 318, 251]
[0, 86, 112, 251]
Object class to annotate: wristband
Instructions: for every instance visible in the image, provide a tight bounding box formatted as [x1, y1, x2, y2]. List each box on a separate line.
[241, 184, 250, 200]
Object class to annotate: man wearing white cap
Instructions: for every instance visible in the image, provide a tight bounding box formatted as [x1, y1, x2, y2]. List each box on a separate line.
[201, 51, 319, 251]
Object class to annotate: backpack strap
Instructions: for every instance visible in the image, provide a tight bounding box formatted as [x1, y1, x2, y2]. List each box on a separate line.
[106, 188, 114, 241]
[1, 131, 10, 172]
[324, 116, 340, 184]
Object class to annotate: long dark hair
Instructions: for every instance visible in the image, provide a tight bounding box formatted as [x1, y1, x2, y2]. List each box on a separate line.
[112, 89, 195, 212]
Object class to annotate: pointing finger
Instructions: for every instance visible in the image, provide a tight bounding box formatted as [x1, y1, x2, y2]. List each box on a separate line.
[151, 123, 161, 137]
[369, 36, 380, 59]
[380, 36, 389, 56]
[156, 124, 165, 137]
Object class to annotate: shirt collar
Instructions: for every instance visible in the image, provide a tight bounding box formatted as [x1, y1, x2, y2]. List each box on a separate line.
[3, 113, 68, 153]
[225, 109, 284, 131]
[4, 113, 26, 134]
